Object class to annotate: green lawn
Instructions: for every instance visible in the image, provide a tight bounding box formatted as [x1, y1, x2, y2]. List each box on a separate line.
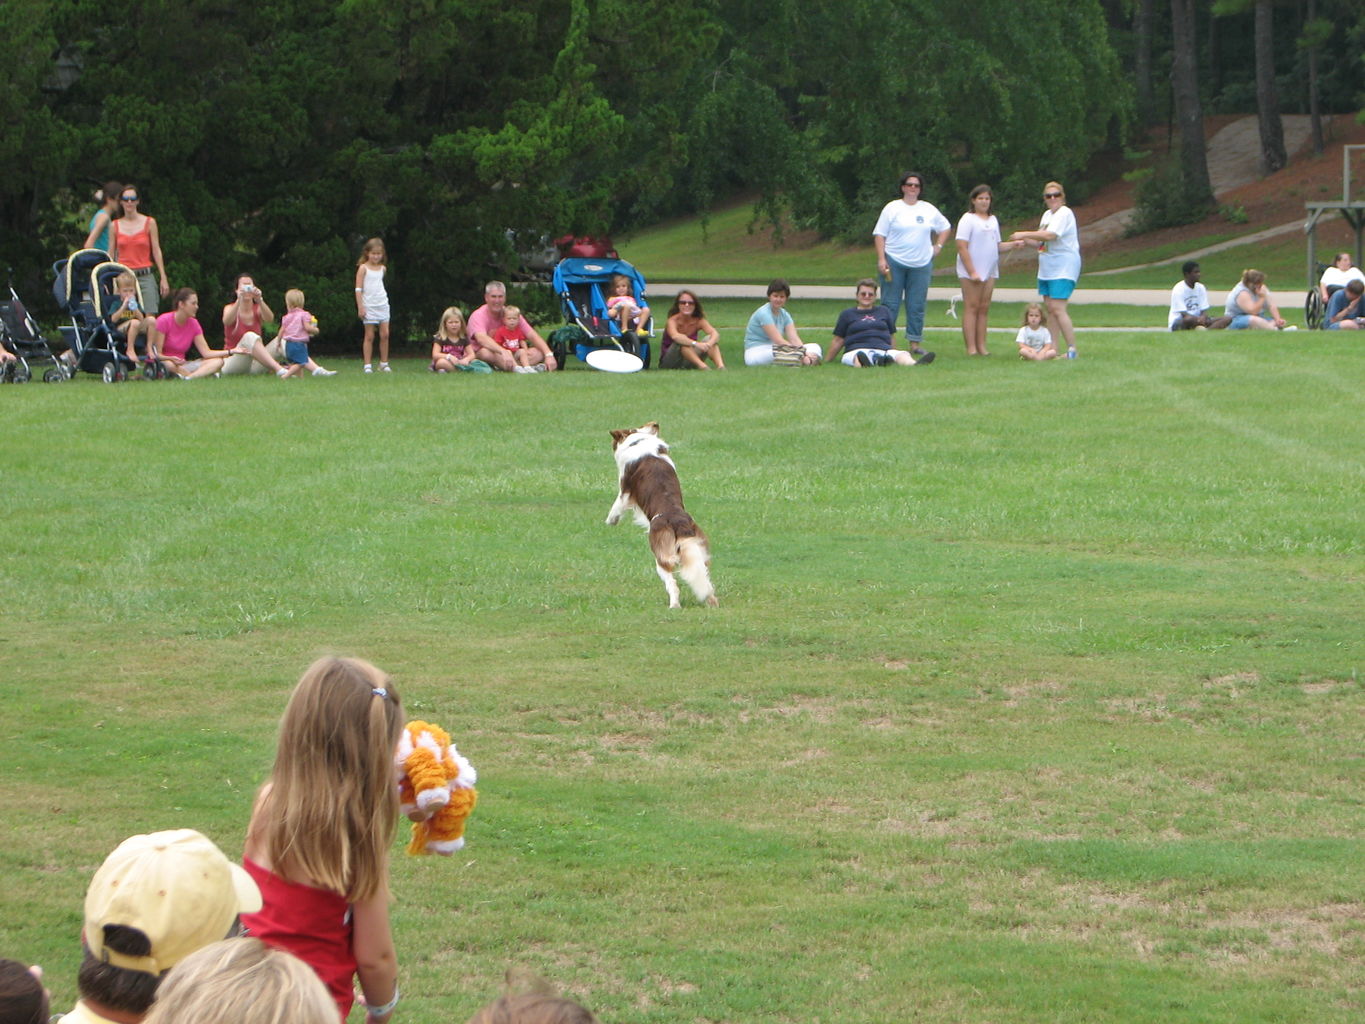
[1, 334, 1361, 1024]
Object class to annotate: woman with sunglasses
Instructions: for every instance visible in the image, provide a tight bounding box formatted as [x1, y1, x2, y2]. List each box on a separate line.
[873, 171, 950, 359]
[1010, 182, 1081, 357]
[112, 184, 168, 313]
[660, 290, 724, 369]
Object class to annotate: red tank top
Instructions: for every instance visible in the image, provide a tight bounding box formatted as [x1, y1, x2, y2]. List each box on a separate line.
[225, 305, 263, 349]
[116, 220, 153, 270]
[241, 858, 356, 1019]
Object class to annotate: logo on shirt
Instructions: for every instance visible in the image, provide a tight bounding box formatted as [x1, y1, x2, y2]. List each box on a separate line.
[915, 216, 924, 224]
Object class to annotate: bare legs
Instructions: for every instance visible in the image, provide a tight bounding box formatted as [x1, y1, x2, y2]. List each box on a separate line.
[1044, 296, 1075, 352]
[959, 278, 995, 355]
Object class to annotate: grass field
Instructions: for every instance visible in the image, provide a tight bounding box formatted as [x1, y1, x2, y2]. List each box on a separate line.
[1, 332, 1362, 1024]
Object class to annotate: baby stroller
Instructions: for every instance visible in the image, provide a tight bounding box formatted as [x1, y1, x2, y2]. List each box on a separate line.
[551, 257, 653, 368]
[1, 269, 70, 382]
[51, 249, 159, 381]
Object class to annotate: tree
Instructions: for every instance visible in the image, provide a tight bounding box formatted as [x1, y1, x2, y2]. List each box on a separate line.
[1169, 0, 1215, 211]
[1252, 0, 1287, 172]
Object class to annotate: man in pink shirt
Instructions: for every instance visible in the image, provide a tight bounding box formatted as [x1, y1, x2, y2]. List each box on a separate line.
[468, 280, 557, 372]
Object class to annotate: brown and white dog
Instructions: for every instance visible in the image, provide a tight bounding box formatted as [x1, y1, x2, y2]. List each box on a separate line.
[607, 422, 718, 608]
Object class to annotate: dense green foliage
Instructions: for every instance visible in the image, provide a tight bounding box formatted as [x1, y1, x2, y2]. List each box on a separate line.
[2, 0, 1129, 345]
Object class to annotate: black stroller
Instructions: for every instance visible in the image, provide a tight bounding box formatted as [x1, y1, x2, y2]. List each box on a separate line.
[552, 257, 653, 367]
[51, 249, 161, 381]
[1, 269, 70, 383]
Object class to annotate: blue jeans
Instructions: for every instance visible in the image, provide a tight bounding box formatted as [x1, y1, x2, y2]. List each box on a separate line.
[882, 257, 932, 345]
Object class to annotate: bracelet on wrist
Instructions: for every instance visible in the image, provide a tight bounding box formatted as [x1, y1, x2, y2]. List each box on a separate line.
[368, 987, 400, 1018]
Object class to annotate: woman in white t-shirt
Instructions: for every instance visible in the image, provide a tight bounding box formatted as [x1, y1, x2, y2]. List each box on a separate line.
[873, 171, 951, 358]
[1011, 181, 1081, 357]
[954, 184, 1022, 356]
[1318, 252, 1365, 303]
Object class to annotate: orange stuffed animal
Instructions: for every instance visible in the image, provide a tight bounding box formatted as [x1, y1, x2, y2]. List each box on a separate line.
[395, 720, 478, 855]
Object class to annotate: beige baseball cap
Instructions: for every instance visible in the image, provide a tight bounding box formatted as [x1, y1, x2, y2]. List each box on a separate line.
[84, 829, 262, 976]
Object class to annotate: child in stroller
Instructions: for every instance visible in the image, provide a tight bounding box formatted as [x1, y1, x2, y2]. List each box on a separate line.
[110, 270, 154, 366]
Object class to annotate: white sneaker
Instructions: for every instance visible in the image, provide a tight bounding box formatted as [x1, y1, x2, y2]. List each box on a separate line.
[379, 362, 392, 372]
[312, 367, 337, 377]
[533, 363, 548, 372]
[1281, 325, 1298, 332]
[277, 368, 290, 378]
[363, 364, 373, 373]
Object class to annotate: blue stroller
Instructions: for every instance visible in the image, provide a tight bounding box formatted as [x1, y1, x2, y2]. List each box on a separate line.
[551, 257, 653, 368]
[51, 249, 160, 381]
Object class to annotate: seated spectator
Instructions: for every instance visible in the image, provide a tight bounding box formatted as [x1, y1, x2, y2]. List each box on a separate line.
[492, 306, 544, 373]
[1318, 252, 1365, 303]
[827, 278, 933, 367]
[606, 273, 650, 338]
[154, 288, 291, 379]
[1015, 303, 1058, 360]
[109, 272, 153, 365]
[469, 281, 557, 372]
[1224, 269, 1290, 330]
[431, 307, 491, 373]
[142, 939, 335, 1024]
[1324, 279, 1364, 329]
[61, 829, 262, 1024]
[660, 291, 724, 369]
[1168, 261, 1231, 330]
[743, 280, 822, 366]
[0, 959, 48, 1024]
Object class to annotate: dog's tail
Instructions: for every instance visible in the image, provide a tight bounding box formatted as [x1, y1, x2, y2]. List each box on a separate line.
[649, 514, 718, 607]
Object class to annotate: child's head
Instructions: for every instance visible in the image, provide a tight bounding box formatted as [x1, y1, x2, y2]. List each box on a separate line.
[1181, 260, 1201, 286]
[502, 306, 521, 328]
[285, 289, 305, 310]
[263, 657, 404, 901]
[0, 960, 48, 1024]
[115, 271, 137, 297]
[1023, 303, 1046, 327]
[358, 238, 386, 265]
[611, 274, 631, 296]
[142, 939, 335, 1024]
[967, 184, 992, 214]
[438, 306, 465, 341]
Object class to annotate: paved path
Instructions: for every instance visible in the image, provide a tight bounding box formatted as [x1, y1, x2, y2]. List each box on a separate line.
[654, 283, 1173, 306]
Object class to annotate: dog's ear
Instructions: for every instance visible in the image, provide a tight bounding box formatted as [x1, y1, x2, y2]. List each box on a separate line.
[609, 429, 630, 448]
[642, 421, 659, 435]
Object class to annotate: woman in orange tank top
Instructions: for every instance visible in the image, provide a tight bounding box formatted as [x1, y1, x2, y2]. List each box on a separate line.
[112, 184, 168, 313]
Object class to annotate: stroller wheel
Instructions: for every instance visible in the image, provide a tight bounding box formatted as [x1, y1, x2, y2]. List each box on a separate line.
[12, 361, 31, 383]
[143, 362, 159, 381]
[43, 368, 66, 383]
[101, 362, 118, 383]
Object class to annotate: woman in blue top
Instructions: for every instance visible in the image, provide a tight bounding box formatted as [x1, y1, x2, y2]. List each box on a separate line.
[83, 181, 122, 257]
[743, 280, 822, 366]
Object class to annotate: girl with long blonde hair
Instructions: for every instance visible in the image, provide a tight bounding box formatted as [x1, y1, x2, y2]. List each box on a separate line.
[242, 657, 406, 1023]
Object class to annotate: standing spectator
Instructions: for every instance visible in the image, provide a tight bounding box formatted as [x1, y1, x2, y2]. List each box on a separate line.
[743, 279, 822, 366]
[83, 182, 123, 257]
[1224, 268, 1289, 330]
[111, 185, 168, 313]
[955, 184, 1016, 356]
[241, 657, 413, 1022]
[827, 278, 933, 367]
[660, 291, 725, 369]
[356, 238, 392, 373]
[873, 171, 950, 358]
[1011, 181, 1081, 358]
[469, 281, 557, 372]
[59, 829, 262, 1024]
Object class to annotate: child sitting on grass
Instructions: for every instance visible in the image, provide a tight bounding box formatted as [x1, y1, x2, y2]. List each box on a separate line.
[431, 307, 491, 373]
[1015, 303, 1058, 361]
[492, 306, 542, 373]
[111, 271, 153, 365]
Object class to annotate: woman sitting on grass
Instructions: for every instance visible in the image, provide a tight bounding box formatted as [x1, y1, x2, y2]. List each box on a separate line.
[660, 291, 724, 369]
[1224, 269, 1289, 330]
[743, 280, 822, 366]
[154, 288, 290, 379]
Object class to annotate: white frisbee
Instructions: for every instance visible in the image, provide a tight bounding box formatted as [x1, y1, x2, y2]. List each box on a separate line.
[585, 348, 643, 373]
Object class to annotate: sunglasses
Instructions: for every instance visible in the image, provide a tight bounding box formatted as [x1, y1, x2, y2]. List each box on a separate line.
[121, 195, 139, 201]
[1043, 192, 1062, 199]
[678, 299, 695, 305]
[857, 291, 876, 297]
